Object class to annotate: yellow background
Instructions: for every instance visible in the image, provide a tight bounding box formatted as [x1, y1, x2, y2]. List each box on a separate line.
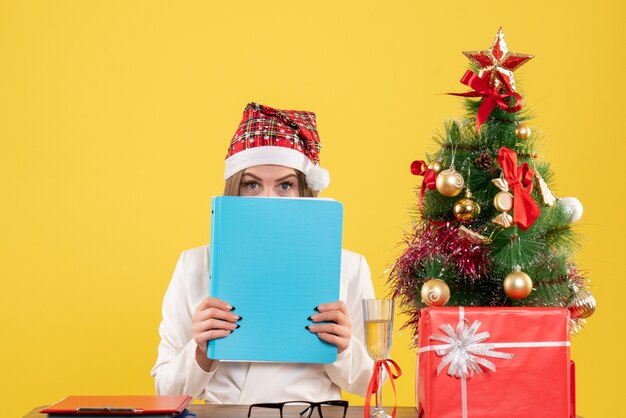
[1, 1, 624, 417]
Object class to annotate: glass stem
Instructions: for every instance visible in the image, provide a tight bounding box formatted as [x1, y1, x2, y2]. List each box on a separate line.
[376, 371, 383, 412]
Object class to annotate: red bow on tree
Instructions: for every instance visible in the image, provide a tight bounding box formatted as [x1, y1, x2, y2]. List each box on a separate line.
[449, 70, 523, 132]
[410, 160, 437, 215]
[497, 147, 540, 230]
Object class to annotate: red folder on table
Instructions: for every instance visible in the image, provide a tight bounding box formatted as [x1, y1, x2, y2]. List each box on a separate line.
[39, 395, 192, 416]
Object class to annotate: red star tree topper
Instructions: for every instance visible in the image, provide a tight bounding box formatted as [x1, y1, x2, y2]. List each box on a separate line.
[463, 27, 534, 92]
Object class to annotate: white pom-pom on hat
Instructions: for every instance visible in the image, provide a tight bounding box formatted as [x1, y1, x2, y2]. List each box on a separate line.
[305, 165, 331, 194]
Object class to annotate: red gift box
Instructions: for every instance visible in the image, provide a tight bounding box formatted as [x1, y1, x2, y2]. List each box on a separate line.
[570, 360, 576, 418]
[417, 307, 571, 418]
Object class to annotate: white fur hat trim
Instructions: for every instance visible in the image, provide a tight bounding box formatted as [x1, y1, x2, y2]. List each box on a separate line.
[224, 146, 330, 193]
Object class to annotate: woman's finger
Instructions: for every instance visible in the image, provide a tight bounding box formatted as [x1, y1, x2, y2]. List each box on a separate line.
[316, 301, 348, 315]
[194, 329, 232, 350]
[308, 323, 350, 338]
[314, 332, 349, 353]
[195, 307, 240, 323]
[194, 318, 240, 333]
[310, 310, 350, 328]
[195, 296, 235, 313]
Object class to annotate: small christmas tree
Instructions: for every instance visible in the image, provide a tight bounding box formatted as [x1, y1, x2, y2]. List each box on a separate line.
[389, 28, 595, 345]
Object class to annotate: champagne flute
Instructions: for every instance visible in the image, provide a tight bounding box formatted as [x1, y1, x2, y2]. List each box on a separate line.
[362, 299, 394, 418]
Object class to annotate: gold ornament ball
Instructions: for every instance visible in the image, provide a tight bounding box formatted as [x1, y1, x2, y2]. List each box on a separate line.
[503, 270, 533, 299]
[428, 160, 443, 174]
[515, 124, 532, 140]
[436, 168, 465, 197]
[453, 196, 481, 223]
[568, 288, 596, 319]
[421, 279, 451, 307]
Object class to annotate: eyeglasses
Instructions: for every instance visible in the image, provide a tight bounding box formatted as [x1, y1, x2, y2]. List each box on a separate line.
[247, 400, 348, 418]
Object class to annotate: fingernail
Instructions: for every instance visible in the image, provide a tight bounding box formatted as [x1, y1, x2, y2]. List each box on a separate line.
[226, 304, 233, 310]
[307, 315, 314, 321]
[237, 316, 243, 321]
[235, 324, 240, 329]
[305, 325, 310, 330]
[230, 305, 236, 311]
[314, 306, 320, 312]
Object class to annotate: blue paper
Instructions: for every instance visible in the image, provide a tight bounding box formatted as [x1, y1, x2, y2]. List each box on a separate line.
[208, 196, 343, 363]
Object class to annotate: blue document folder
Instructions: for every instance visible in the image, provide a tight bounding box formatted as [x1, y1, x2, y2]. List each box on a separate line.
[208, 196, 343, 363]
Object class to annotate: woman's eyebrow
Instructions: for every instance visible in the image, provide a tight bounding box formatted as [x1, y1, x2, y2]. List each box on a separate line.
[241, 173, 263, 181]
[275, 174, 297, 182]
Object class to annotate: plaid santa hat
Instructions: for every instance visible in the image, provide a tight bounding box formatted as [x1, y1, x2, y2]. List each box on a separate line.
[224, 102, 330, 193]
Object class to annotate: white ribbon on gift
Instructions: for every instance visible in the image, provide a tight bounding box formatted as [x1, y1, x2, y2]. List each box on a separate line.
[419, 307, 571, 418]
[428, 315, 514, 378]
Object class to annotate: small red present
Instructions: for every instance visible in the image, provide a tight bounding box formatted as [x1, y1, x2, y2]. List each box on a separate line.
[417, 307, 571, 418]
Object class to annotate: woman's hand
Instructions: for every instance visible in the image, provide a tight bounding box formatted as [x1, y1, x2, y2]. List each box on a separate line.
[307, 301, 352, 354]
[192, 297, 240, 371]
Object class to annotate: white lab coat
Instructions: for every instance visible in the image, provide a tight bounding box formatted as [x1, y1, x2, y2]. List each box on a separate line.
[151, 245, 376, 404]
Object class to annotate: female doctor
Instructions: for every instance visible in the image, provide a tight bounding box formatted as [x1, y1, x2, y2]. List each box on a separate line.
[151, 102, 376, 404]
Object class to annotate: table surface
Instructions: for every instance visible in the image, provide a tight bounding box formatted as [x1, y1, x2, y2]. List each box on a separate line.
[25, 404, 417, 418]
[195, 404, 415, 418]
[24, 404, 584, 418]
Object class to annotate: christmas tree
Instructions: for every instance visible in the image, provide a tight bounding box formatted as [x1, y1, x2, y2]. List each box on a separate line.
[389, 28, 595, 345]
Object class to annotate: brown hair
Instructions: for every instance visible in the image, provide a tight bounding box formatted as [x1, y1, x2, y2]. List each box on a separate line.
[223, 169, 316, 197]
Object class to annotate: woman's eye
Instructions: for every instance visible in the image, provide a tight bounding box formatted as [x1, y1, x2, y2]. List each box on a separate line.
[245, 182, 258, 190]
[279, 182, 293, 191]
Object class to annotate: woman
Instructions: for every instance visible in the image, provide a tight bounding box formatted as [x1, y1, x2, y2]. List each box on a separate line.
[151, 102, 375, 404]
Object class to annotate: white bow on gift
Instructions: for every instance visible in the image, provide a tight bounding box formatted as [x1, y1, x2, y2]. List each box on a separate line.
[429, 319, 514, 379]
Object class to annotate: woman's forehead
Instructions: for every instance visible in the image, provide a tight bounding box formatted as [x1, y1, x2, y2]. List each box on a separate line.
[243, 165, 298, 178]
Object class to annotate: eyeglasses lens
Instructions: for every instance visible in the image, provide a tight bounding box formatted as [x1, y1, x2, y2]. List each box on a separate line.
[318, 403, 346, 418]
